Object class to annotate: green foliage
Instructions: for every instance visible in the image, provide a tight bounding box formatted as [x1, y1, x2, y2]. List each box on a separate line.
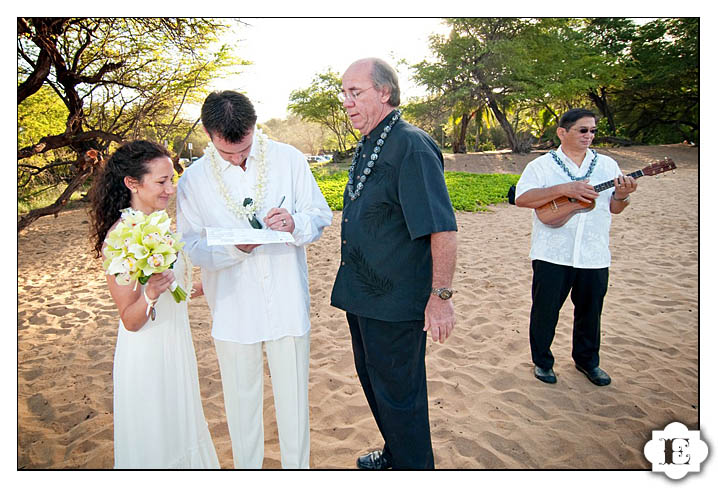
[262, 115, 329, 154]
[313, 171, 519, 212]
[18, 85, 74, 186]
[313, 171, 347, 211]
[173, 131, 210, 160]
[410, 17, 698, 149]
[17, 85, 68, 149]
[612, 18, 699, 144]
[402, 95, 451, 145]
[474, 141, 496, 152]
[412, 18, 563, 153]
[288, 69, 359, 152]
[445, 172, 520, 211]
[17, 18, 244, 225]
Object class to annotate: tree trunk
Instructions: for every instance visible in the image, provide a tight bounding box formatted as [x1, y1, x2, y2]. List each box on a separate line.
[17, 48, 52, 104]
[588, 87, 617, 136]
[173, 117, 202, 175]
[452, 112, 470, 154]
[486, 96, 519, 152]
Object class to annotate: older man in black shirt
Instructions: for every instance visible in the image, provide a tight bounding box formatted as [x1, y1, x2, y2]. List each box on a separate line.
[330, 58, 458, 469]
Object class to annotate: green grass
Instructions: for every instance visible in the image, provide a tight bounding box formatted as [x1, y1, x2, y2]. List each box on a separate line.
[314, 171, 520, 212]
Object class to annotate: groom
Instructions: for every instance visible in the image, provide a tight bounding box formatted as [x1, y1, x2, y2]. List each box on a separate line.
[177, 90, 332, 468]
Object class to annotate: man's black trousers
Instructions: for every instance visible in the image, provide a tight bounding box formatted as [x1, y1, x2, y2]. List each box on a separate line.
[529, 260, 609, 371]
[347, 313, 434, 469]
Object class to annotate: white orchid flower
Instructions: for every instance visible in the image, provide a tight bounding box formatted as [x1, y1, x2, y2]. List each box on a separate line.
[121, 208, 146, 228]
[106, 255, 136, 276]
[114, 273, 131, 286]
[148, 253, 165, 268]
[142, 232, 162, 246]
[128, 243, 149, 259]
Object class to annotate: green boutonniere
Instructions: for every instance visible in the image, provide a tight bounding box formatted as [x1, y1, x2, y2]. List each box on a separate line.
[243, 197, 263, 229]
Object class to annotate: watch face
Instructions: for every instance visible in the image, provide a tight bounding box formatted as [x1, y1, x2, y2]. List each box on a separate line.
[439, 289, 453, 300]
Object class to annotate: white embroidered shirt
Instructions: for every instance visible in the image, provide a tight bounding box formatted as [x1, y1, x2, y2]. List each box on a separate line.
[515, 146, 623, 269]
[177, 131, 332, 343]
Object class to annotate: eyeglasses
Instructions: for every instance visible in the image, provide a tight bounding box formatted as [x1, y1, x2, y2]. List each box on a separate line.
[573, 127, 598, 134]
[337, 87, 372, 103]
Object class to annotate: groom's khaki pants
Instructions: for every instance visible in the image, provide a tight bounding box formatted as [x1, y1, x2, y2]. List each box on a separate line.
[214, 333, 310, 469]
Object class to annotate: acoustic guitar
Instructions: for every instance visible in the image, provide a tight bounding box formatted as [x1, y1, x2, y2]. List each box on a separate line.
[535, 158, 676, 228]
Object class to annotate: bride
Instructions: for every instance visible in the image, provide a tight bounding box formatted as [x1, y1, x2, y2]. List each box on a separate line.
[89, 140, 219, 468]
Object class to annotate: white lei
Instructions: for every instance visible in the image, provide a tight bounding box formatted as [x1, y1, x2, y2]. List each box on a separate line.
[179, 250, 192, 297]
[205, 129, 269, 222]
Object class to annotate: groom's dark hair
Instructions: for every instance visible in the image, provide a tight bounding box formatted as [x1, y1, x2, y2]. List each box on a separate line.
[201, 90, 258, 143]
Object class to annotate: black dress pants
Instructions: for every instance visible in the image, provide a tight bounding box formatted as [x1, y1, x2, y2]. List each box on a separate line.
[347, 312, 434, 469]
[529, 260, 609, 370]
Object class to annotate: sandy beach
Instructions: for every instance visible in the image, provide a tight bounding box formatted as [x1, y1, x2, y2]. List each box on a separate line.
[17, 144, 698, 470]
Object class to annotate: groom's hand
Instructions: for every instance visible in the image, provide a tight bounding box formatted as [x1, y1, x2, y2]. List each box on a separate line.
[236, 244, 260, 254]
[264, 207, 295, 233]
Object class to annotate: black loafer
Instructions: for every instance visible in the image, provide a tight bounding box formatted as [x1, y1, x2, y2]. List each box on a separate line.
[575, 364, 611, 386]
[534, 366, 557, 384]
[356, 450, 392, 469]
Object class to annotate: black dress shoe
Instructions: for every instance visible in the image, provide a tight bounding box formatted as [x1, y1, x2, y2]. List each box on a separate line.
[534, 366, 557, 384]
[356, 450, 392, 469]
[575, 364, 611, 386]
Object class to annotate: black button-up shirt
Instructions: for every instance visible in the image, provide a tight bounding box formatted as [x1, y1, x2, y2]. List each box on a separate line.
[330, 111, 457, 322]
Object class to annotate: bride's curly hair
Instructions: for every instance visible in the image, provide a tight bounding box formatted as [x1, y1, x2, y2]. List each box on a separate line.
[89, 140, 171, 258]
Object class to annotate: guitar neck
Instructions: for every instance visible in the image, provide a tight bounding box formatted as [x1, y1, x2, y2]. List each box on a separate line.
[593, 170, 644, 193]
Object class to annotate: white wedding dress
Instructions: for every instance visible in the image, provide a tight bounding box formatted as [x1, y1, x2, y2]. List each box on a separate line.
[112, 252, 220, 468]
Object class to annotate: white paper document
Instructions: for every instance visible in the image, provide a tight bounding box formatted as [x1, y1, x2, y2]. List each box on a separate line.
[205, 227, 295, 246]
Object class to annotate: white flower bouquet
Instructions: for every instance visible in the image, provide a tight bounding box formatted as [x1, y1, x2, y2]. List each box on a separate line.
[102, 208, 187, 303]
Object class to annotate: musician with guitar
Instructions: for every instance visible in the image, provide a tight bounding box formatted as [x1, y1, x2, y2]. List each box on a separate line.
[515, 108, 637, 387]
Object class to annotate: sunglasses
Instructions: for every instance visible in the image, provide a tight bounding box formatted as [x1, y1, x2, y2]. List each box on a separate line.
[573, 127, 598, 134]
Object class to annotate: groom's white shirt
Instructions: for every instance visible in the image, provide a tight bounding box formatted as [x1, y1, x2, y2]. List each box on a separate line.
[177, 130, 332, 344]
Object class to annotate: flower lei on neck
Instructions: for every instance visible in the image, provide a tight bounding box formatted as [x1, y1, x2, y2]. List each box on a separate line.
[179, 250, 192, 298]
[206, 129, 268, 223]
[347, 110, 401, 201]
[550, 149, 598, 181]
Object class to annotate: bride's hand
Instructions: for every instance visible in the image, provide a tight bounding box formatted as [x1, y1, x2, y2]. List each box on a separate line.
[144, 270, 175, 301]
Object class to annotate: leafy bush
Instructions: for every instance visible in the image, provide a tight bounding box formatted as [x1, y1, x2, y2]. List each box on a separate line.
[488, 126, 509, 149]
[475, 141, 496, 152]
[314, 172, 348, 210]
[445, 172, 520, 211]
[314, 171, 520, 212]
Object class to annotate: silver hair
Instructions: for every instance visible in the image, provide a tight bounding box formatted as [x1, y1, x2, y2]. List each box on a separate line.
[369, 58, 401, 107]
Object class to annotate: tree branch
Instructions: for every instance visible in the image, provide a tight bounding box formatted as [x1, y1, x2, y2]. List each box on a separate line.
[18, 130, 122, 160]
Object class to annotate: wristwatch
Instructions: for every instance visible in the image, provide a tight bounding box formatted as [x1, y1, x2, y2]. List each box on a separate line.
[431, 287, 455, 300]
[611, 191, 630, 203]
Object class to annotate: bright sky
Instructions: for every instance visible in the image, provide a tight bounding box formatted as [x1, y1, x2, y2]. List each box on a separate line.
[204, 18, 450, 123]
